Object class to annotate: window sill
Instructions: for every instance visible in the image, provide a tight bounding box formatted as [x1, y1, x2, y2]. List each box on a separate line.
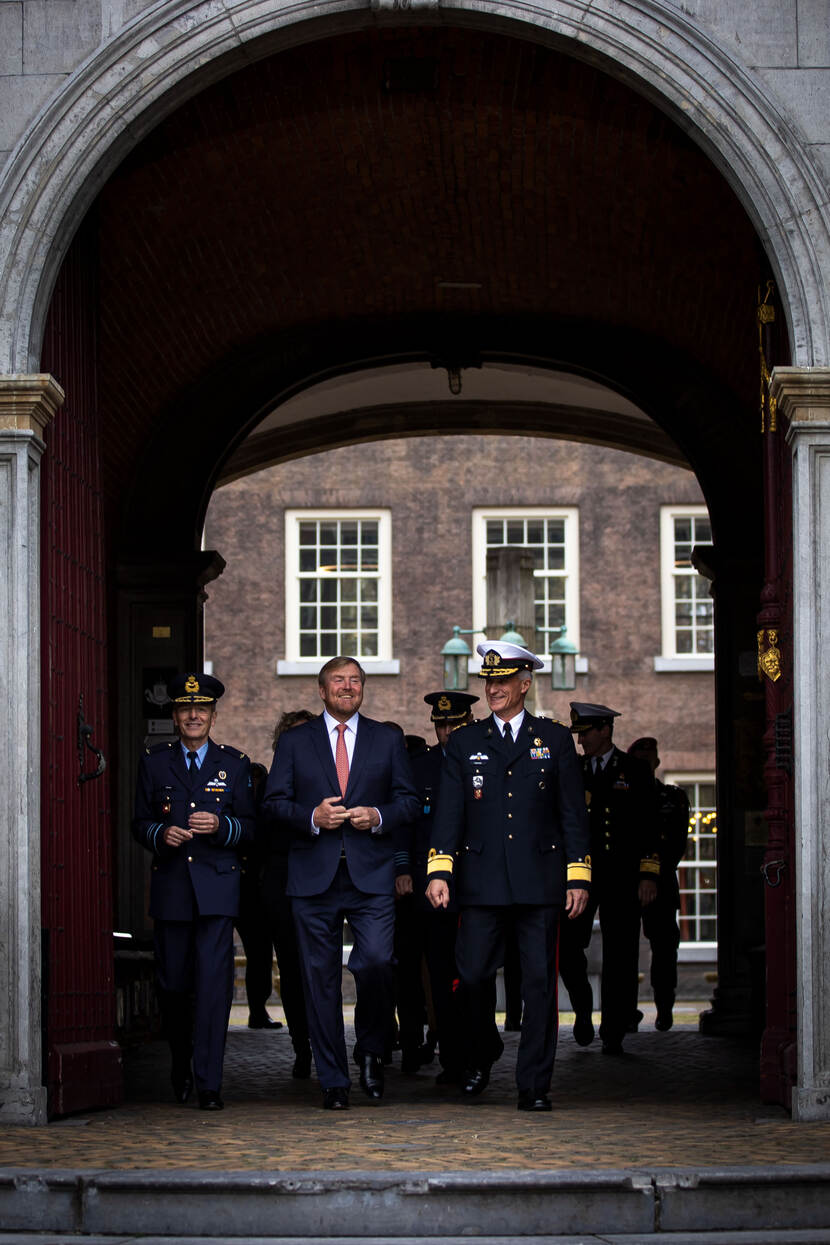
[277, 659, 400, 676]
[653, 656, 714, 672]
[678, 943, 717, 962]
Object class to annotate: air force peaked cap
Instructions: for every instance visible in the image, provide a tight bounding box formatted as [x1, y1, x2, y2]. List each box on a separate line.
[476, 640, 544, 679]
[168, 672, 225, 704]
[569, 701, 620, 732]
[423, 691, 479, 722]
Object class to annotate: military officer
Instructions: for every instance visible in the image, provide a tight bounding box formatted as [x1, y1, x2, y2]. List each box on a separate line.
[394, 690, 479, 1082]
[626, 736, 690, 1032]
[558, 703, 660, 1055]
[426, 641, 591, 1112]
[132, 672, 255, 1109]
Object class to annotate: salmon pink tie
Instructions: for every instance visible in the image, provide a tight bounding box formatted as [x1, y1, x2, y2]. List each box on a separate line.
[335, 723, 349, 797]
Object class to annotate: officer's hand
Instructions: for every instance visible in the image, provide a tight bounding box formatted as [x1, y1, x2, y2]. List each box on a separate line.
[395, 874, 413, 897]
[639, 878, 658, 907]
[345, 806, 380, 831]
[163, 824, 193, 847]
[565, 886, 588, 918]
[426, 879, 450, 909]
[188, 811, 220, 835]
[312, 796, 351, 830]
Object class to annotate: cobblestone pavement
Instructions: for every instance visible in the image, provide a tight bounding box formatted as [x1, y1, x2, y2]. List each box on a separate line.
[3, 1006, 829, 1173]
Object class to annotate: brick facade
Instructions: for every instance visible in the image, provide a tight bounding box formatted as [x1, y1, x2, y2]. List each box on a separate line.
[203, 433, 714, 781]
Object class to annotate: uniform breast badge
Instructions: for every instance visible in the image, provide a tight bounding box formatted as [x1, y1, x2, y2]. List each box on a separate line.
[472, 774, 484, 800]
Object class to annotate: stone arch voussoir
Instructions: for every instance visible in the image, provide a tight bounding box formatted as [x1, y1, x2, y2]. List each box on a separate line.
[0, 0, 827, 373]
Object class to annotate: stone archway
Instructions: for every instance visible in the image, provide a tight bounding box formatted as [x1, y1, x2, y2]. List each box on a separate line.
[1, 0, 829, 1125]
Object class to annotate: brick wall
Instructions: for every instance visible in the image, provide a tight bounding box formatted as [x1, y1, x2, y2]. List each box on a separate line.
[203, 433, 714, 781]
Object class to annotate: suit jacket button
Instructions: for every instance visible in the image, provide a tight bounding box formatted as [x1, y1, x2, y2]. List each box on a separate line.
[507, 770, 512, 776]
[191, 802, 196, 808]
[508, 834, 513, 840]
[187, 855, 193, 862]
[508, 813, 513, 819]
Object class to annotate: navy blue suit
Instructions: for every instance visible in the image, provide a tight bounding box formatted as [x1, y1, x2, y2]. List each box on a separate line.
[132, 739, 255, 1093]
[428, 712, 590, 1095]
[263, 713, 419, 1089]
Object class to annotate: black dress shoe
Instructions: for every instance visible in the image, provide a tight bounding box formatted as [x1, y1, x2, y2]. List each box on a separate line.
[292, 1048, 313, 1079]
[517, 1091, 552, 1112]
[247, 1013, 283, 1030]
[655, 1006, 674, 1031]
[198, 1090, 224, 1110]
[626, 1009, 644, 1034]
[359, 1053, 384, 1099]
[171, 1073, 193, 1104]
[322, 1086, 349, 1110]
[573, 1012, 595, 1046]
[462, 1065, 491, 1097]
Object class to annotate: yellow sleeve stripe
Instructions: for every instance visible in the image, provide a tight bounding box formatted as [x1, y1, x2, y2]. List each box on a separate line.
[427, 853, 454, 875]
[568, 862, 592, 884]
[640, 856, 661, 875]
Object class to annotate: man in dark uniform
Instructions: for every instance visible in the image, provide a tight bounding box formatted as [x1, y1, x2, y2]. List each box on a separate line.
[627, 736, 690, 1032]
[426, 641, 591, 1112]
[132, 672, 255, 1109]
[394, 690, 479, 1082]
[558, 703, 660, 1055]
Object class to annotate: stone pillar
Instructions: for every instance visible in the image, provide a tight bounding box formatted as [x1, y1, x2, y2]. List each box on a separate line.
[777, 367, 830, 1121]
[0, 375, 63, 1124]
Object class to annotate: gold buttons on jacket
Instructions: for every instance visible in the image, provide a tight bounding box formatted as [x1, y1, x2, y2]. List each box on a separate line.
[508, 834, 513, 840]
[190, 802, 196, 808]
[187, 856, 193, 862]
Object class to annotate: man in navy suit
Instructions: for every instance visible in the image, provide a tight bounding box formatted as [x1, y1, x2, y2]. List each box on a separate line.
[426, 641, 591, 1112]
[263, 657, 420, 1109]
[132, 672, 255, 1110]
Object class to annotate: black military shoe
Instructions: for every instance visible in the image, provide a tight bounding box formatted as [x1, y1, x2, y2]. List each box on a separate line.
[573, 1012, 595, 1046]
[198, 1090, 224, 1110]
[655, 1006, 674, 1031]
[359, 1053, 384, 1099]
[461, 1065, 491, 1097]
[517, 1091, 552, 1112]
[322, 1086, 349, 1110]
[292, 1047, 313, 1079]
[247, 1012, 283, 1030]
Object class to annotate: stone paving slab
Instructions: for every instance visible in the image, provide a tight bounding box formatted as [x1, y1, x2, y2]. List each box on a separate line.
[2, 1011, 828, 1175]
[4, 1236, 830, 1245]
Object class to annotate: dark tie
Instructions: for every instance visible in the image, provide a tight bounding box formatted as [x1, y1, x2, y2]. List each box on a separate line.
[503, 721, 513, 744]
[335, 724, 350, 797]
[187, 750, 199, 773]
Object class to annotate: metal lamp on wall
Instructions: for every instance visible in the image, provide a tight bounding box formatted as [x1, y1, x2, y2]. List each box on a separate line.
[441, 626, 473, 691]
[549, 625, 578, 690]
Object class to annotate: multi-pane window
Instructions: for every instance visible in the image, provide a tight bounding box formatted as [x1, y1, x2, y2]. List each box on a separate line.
[472, 508, 579, 655]
[660, 506, 714, 659]
[285, 511, 390, 662]
[666, 774, 717, 946]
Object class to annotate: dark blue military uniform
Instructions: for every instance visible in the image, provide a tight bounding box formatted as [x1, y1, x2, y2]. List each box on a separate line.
[558, 745, 660, 1047]
[133, 735, 255, 1097]
[428, 710, 590, 1097]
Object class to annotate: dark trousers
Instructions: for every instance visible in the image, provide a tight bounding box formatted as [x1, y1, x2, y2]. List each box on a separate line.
[235, 881, 275, 1015]
[393, 893, 428, 1056]
[395, 894, 465, 1074]
[641, 889, 681, 1009]
[261, 858, 310, 1052]
[154, 915, 234, 1093]
[455, 904, 560, 1095]
[559, 888, 642, 1046]
[292, 860, 395, 1089]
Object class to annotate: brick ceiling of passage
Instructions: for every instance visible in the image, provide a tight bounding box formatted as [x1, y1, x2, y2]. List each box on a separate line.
[96, 25, 764, 495]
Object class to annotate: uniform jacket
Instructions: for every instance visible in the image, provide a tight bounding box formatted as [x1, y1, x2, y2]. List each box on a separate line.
[262, 713, 420, 898]
[132, 739, 255, 920]
[398, 743, 444, 882]
[427, 712, 590, 906]
[583, 746, 660, 888]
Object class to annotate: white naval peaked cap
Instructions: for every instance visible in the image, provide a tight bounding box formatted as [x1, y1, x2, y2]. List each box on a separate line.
[475, 639, 544, 679]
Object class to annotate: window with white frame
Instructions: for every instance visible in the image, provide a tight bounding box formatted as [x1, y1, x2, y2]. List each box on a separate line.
[658, 506, 714, 665]
[664, 773, 717, 949]
[282, 511, 392, 667]
[472, 508, 580, 657]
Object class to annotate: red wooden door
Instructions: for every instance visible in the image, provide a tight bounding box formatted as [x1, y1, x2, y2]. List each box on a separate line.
[40, 220, 123, 1115]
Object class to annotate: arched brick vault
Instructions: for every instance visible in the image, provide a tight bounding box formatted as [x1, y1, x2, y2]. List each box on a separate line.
[90, 26, 770, 556]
